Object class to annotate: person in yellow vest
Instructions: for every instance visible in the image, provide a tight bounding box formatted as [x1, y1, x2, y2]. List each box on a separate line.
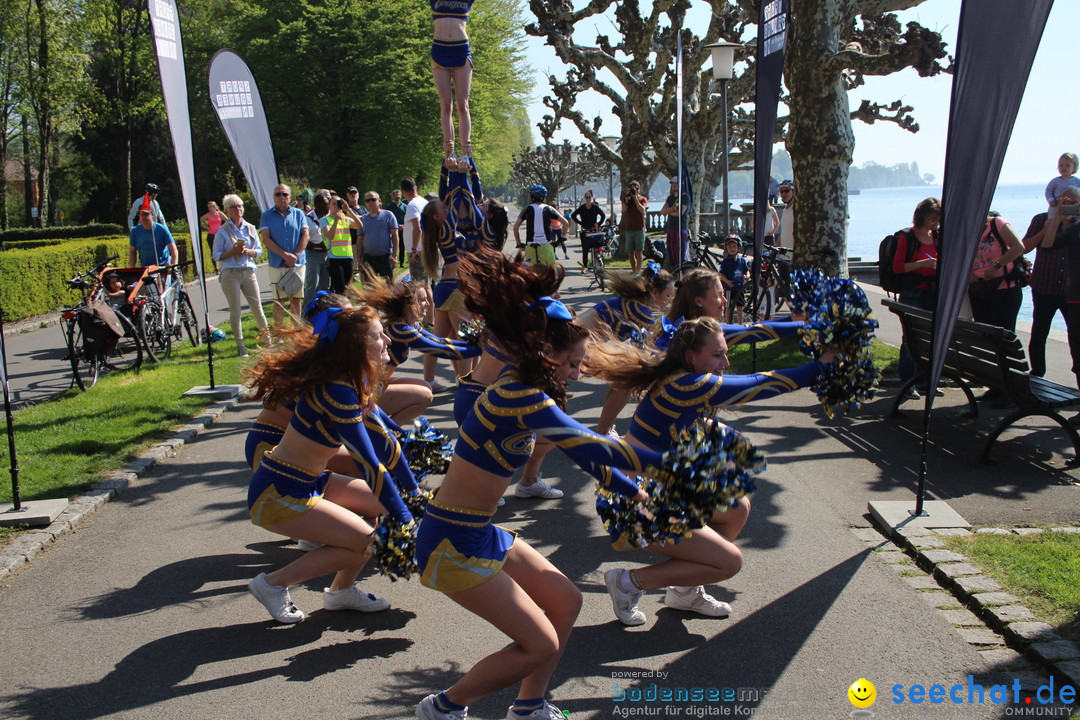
[321, 194, 364, 294]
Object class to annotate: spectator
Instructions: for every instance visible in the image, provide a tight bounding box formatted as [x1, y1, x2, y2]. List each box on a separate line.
[549, 200, 570, 260]
[718, 236, 749, 323]
[213, 193, 270, 357]
[129, 206, 178, 268]
[386, 188, 408, 266]
[622, 180, 649, 274]
[1039, 187, 1080, 399]
[128, 182, 166, 229]
[1022, 210, 1068, 377]
[777, 180, 795, 250]
[322, 194, 364, 294]
[661, 178, 691, 272]
[199, 200, 226, 273]
[968, 212, 1026, 333]
[303, 190, 332, 309]
[1045, 152, 1080, 220]
[512, 184, 567, 267]
[357, 191, 400, 282]
[570, 189, 606, 269]
[259, 183, 309, 328]
[892, 197, 941, 398]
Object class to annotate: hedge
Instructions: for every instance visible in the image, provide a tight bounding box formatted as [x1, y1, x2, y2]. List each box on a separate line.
[0, 224, 127, 245]
[0, 233, 194, 321]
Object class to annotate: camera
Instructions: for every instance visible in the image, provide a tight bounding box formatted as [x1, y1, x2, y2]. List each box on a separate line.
[336, 198, 344, 209]
[1061, 204, 1080, 216]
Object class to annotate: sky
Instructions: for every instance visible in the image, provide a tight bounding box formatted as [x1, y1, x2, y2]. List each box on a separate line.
[521, 0, 1077, 185]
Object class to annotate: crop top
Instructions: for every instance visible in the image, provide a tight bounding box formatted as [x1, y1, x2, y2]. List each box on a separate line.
[627, 363, 822, 451]
[456, 371, 661, 497]
[386, 321, 482, 367]
[289, 381, 414, 524]
[431, 0, 472, 20]
[593, 297, 656, 342]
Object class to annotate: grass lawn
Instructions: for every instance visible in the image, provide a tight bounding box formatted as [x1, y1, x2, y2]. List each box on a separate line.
[943, 530, 1080, 648]
[0, 317, 254, 544]
[728, 333, 899, 378]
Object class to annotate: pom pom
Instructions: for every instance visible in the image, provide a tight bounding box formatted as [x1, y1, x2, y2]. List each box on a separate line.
[372, 517, 418, 581]
[402, 487, 433, 520]
[788, 270, 881, 417]
[596, 422, 765, 548]
[399, 417, 453, 483]
[457, 317, 486, 347]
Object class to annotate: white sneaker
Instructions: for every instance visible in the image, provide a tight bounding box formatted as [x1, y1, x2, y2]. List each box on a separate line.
[416, 694, 468, 720]
[605, 427, 621, 440]
[297, 539, 323, 551]
[323, 585, 390, 612]
[428, 380, 449, 393]
[604, 568, 645, 626]
[663, 585, 731, 618]
[506, 700, 566, 720]
[497, 497, 506, 507]
[514, 476, 564, 499]
[249, 572, 304, 623]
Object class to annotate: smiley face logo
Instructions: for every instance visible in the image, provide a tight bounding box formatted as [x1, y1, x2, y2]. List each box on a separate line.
[847, 678, 876, 709]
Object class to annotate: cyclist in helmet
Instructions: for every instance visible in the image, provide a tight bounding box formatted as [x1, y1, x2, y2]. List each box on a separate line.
[128, 182, 167, 229]
[511, 184, 568, 266]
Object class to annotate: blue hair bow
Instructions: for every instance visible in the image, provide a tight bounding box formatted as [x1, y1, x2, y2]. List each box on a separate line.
[310, 306, 343, 346]
[654, 315, 683, 352]
[304, 290, 332, 319]
[644, 259, 661, 276]
[527, 296, 573, 321]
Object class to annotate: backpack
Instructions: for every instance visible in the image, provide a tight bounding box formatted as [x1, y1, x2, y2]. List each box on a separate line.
[878, 230, 917, 294]
[985, 216, 1032, 288]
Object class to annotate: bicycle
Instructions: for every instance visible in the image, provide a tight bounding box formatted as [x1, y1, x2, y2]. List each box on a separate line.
[61, 255, 143, 390]
[153, 262, 201, 348]
[582, 222, 619, 292]
[736, 243, 792, 321]
[685, 231, 725, 274]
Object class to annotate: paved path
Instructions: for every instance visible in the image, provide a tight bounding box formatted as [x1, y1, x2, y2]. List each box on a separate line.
[0, 265, 1077, 719]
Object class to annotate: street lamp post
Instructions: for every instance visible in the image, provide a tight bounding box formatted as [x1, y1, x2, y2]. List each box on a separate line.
[705, 41, 738, 238]
[602, 136, 619, 225]
[569, 147, 580, 207]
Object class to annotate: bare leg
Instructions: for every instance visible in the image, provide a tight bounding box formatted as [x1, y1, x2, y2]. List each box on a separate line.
[452, 63, 473, 156]
[433, 65, 456, 155]
[629, 250, 643, 275]
[596, 386, 632, 435]
[440, 541, 581, 706]
[379, 380, 434, 424]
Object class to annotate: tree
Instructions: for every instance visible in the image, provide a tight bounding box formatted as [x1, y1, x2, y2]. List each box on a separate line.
[526, 0, 949, 274]
[0, 0, 23, 229]
[526, 0, 759, 235]
[507, 140, 606, 206]
[784, 1, 947, 273]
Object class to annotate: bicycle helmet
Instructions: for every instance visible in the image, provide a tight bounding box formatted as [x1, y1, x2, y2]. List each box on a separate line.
[145, 183, 160, 194]
[528, 184, 547, 200]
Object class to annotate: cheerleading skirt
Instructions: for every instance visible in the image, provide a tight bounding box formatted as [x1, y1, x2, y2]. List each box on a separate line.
[248, 452, 329, 528]
[434, 278, 466, 312]
[245, 420, 287, 471]
[453, 371, 487, 426]
[431, 39, 472, 69]
[417, 499, 516, 593]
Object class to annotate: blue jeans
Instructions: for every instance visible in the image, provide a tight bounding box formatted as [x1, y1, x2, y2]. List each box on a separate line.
[897, 288, 936, 386]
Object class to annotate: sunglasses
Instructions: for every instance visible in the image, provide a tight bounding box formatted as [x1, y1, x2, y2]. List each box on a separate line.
[365, 198, 378, 203]
[227, 204, 243, 210]
[347, 190, 359, 194]
[274, 192, 290, 197]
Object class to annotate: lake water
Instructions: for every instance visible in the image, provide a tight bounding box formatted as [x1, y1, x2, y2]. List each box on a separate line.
[646, 182, 1056, 331]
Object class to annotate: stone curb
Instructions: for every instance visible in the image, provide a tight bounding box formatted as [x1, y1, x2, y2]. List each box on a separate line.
[0, 397, 238, 585]
[867, 525, 1080, 691]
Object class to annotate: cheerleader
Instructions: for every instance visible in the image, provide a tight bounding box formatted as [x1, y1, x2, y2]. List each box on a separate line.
[585, 317, 836, 625]
[414, 251, 662, 720]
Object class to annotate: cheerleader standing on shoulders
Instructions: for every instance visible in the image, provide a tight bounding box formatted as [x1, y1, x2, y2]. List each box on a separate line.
[243, 305, 417, 623]
[585, 317, 836, 626]
[415, 251, 662, 720]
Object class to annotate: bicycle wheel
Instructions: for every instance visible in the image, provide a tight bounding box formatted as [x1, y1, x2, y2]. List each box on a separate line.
[103, 312, 143, 375]
[138, 299, 172, 362]
[177, 291, 201, 347]
[67, 317, 99, 391]
[593, 253, 606, 292]
[756, 286, 773, 321]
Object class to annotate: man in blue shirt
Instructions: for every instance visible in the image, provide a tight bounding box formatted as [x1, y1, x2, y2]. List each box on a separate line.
[259, 183, 309, 328]
[357, 191, 399, 281]
[129, 207, 178, 268]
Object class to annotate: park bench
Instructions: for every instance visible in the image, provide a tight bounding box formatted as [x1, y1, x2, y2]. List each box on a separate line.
[883, 298, 1080, 462]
